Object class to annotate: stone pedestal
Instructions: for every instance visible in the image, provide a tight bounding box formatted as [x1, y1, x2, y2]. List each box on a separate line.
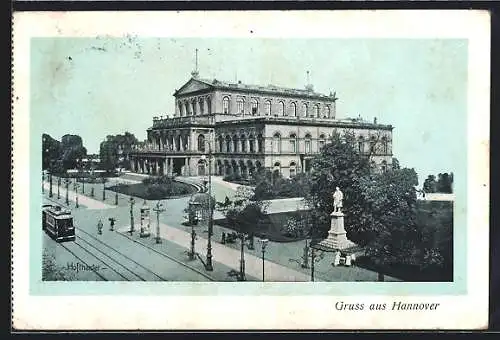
[318, 212, 357, 251]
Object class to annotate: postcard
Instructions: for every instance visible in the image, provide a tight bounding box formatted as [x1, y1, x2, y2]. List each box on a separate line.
[11, 10, 490, 330]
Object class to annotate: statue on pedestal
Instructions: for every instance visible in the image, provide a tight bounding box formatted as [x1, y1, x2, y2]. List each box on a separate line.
[332, 187, 343, 213]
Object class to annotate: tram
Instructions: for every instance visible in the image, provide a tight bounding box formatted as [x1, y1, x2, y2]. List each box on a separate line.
[42, 205, 76, 242]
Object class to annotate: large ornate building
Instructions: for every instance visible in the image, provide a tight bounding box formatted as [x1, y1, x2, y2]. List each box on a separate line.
[130, 72, 393, 178]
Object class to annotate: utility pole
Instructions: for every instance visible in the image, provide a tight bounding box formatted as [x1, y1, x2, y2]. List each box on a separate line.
[64, 177, 71, 205]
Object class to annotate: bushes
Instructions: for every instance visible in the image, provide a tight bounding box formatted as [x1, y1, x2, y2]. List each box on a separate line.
[109, 177, 194, 200]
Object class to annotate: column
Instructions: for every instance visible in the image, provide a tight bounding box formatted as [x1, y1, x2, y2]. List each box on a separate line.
[163, 158, 167, 176]
[159, 134, 163, 150]
[190, 130, 196, 152]
[168, 158, 173, 176]
[203, 97, 208, 115]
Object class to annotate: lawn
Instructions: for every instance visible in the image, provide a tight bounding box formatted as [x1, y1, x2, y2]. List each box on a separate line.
[108, 181, 197, 200]
[214, 211, 309, 243]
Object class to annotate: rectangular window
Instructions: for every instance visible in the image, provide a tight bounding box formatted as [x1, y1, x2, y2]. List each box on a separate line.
[305, 141, 311, 153]
[290, 140, 296, 153]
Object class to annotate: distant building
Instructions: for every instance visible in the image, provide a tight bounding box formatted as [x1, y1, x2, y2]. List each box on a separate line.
[130, 72, 393, 178]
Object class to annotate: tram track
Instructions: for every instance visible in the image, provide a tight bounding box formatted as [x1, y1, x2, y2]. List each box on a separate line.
[75, 227, 167, 281]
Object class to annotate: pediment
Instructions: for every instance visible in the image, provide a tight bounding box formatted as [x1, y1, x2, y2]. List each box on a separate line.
[174, 78, 213, 96]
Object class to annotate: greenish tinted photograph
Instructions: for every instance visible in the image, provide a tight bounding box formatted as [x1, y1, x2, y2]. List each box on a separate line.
[33, 37, 465, 292]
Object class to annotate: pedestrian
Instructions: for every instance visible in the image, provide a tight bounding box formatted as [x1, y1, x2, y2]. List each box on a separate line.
[109, 217, 115, 231]
[221, 232, 226, 244]
[97, 219, 103, 235]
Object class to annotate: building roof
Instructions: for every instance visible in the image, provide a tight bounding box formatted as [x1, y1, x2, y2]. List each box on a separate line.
[174, 76, 338, 101]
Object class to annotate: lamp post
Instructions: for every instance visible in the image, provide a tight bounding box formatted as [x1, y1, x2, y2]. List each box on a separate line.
[129, 197, 135, 234]
[102, 178, 106, 201]
[57, 176, 61, 199]
[238, 231, 247, 281]
[115, 190, 118, 205]
[153, 201, 165, 244]
[188, 200, 201, 261]
[74, 183, 80, 208]
[63, 177, 71, 205]
[201, 140, 214, 272]
[49, 166, 53, 198]
[259, 238, 269, 282]
[42, 171, 45, 194]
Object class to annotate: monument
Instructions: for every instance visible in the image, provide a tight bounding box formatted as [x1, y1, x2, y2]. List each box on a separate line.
[317, 187, 359, 265]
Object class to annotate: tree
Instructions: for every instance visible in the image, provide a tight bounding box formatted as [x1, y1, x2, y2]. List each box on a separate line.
[100, 137, 119, 172]
[436, 172, 453, 193]
[217, 186, 269, 240]
[99, 132, 139, 171]
[60, 134, 87, 170]
[306, 130, 423, 266]
[391, 157, 400, 170]
[423, 175, 437, 193]
[42, 134, 62, 170]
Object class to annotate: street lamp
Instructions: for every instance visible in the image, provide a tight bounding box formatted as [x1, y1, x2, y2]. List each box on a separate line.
[129, 197, 136, 234]
[102, 178, 107, 201]
[42, 171, 45, 194]
[259, 238, 269, 282]
[49, 167, 53, 198]
[74, 183, 80, 208]
[153, 201, 165, 244]
[115, 190, 119, 205]
[57, 176, 61, 199]
[63, 177, 71, 205]
[200, 140, 214, 272]
[238, 231, 247, 281]
[188, 200, 201, 261]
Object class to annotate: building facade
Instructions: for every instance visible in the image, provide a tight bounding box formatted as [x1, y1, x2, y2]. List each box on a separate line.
[130, 74, 394, 178]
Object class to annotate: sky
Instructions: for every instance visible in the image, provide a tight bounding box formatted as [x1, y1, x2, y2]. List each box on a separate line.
[31, 37, 467, 185]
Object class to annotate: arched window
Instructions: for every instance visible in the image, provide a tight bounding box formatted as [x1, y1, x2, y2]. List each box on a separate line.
[240, 134, 247, 152]
[218, 136, 223, 153]
[358, 136, 364, 153]
[302, 103, 308, 117]
[305, 133, 312, 154]
[251, 99, 258, 115]
[382, 137, 388, 154]
[233, 134, 239, 152]
[265, 100, 272, 115]
[325, 106, 331, 118]
[370, 136, 377, 153]
[381, 160, 387, 173]
[289, 133, 297, 153]
[225, 135, 231, 153]
[289, 161, 296, 178]
[237, 98, 244, 114]
[290, 102, 297, 117]
[279, 101, 285, 116]
[257, 134, 264, 153]
[178, 103, 184, 116]
[207, 97, 212, 114]
[319, 134, 326, 150]
[185, 102, 190, 116]
[314, 104, 320, 117]
[273, 132, 281, 153]
[197, 134, 205, 152]
[249, 134, 255, 153]
[223, 96, 230, 114]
